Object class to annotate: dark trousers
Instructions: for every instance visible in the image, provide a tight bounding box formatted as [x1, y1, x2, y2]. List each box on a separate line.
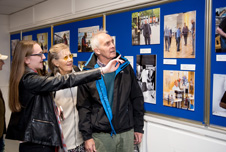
[184, 34, 188, 45]
[19, 142, 55, 152]
[176, 37, 180, 51]
[144, 36, 150, 45]
[0, 135, 4, 152]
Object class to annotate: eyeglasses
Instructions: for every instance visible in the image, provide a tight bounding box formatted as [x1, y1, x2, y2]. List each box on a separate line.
[62, 54, 73, 61]
[29, 52, 44, 57]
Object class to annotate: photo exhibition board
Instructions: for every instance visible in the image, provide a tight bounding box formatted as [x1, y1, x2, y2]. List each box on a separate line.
[21, 27, 52, 62]
[210, 0, 226, 127]
[106, 0, 205, 122]
[53, 17, 103, 66]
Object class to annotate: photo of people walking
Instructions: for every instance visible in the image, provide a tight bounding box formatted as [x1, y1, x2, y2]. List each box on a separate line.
[164, 11, 196, 58]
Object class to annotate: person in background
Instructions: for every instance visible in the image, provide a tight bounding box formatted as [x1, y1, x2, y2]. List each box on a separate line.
[216, 17, 226, 52]
[0, 53, 8, 152]
[164, 26, 170, 51]
[48, 43, 85, 152]
[77, 31, 144, 152]
[191, 19, 195, 55]
[5, 40, 123, 152]
[142, 19, 152, 45]
[176, 27, 181, 52]
[182, 23, 189, 46]
[82, 33, 88, 52]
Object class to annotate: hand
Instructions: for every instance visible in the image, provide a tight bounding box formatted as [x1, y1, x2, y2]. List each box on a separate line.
[85, 138, 96, 152]
[102, 55, 124, 74]
[134, 132, 143, 144]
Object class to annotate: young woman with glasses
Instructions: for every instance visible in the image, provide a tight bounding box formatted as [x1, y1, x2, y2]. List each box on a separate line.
[6, 40, 123, 152]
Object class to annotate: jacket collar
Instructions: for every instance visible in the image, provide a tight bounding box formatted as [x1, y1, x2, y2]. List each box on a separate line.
[84, 50, 130, 74]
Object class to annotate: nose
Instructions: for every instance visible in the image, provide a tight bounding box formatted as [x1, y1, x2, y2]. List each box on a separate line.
[42, 54, 46, 60]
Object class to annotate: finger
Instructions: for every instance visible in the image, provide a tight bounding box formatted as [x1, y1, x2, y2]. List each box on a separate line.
[114, 62, 120, 69]
[93, 144, 97, 152]
[116, 55, 121, 60]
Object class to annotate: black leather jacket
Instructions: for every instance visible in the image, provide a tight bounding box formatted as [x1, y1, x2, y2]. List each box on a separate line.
[6, 67, 101, 147]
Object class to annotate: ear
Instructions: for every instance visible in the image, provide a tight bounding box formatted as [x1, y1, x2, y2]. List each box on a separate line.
[24, 57, 30, 65]
[52, 59, 59, 67]
[94, 48, 100, 55]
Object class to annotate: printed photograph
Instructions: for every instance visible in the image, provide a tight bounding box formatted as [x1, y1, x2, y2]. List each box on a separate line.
[164, 11, 196, 58]
[37, 32, 48, 53]
[132, 8, 160, 45]
[54, 30, 70, 45]
[23, 35, 32, 41]
[11, 39, 19, 56]
[78, 25, 99, 52]
[136, 55, 156, 104]
[212, 74, 226, 117]
[215, 7, 226, 52]
[163, 70, 195, 111]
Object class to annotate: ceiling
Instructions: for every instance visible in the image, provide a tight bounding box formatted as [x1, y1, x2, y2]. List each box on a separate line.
[0, 0, 47, 15]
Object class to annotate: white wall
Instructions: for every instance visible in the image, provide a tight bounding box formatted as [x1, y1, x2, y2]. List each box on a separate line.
[9, 0, 168, 32]
[0, 15, 10, 126]
[143, 114, 226, 152]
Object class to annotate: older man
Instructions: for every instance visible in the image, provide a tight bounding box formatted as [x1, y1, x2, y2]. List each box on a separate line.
[77, 31, 144, 152]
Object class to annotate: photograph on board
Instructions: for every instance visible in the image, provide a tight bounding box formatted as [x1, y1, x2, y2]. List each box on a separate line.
[132, 8, 160, 45]
[78, 25, 99, 52]
[54, 30, 70, 46]
[164, 11, 196, 58]
[136, 55, 156, 104]
[23, 35, 32, 41]
[37, 32, 48, 53]
[163, 70, 195, 111]
[212, 74, 226, 117]
[215, 7, 226, 53]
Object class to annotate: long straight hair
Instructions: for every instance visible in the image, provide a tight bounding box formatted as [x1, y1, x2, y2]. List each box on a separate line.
[9, 40, 37, 112]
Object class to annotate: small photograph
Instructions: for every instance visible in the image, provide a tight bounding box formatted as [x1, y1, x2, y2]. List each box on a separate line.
[163, 70, 195, 111]
[23, 35, 32, 40]
[54, 30, 70, 45]
[132, 8, 160, 45]
[37, 33, 48, 53]
[212, 74, 226, 117]
[11, 39, 19, 56]
[78, 61, 86, 71]
[215, 7, 226, 52]
[78, 26, 99, 52]
[136, 55, 156, 104]
[164, 11, 196, 58]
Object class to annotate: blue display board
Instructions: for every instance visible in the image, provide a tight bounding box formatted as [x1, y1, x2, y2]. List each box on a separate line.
[106, 0, 206, 122]
[210, 0, 226, 127]
[53, 17, 103, 66]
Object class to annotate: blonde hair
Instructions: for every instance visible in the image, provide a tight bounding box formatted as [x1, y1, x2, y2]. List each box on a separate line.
[9, 40, 37, 112]
[48, 43, 69, 74]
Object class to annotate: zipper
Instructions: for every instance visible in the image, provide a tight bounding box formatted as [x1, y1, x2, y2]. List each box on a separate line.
[32, 119, 54, 125]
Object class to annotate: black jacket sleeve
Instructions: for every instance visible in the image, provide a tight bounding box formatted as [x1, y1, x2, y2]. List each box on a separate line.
[77, 83, 93, 141]
[129, 66, 144, 133]
[22, 68, 101, 93]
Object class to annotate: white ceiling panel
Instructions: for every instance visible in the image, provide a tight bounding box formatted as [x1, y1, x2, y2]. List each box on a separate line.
[0, 0, 47, 15]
